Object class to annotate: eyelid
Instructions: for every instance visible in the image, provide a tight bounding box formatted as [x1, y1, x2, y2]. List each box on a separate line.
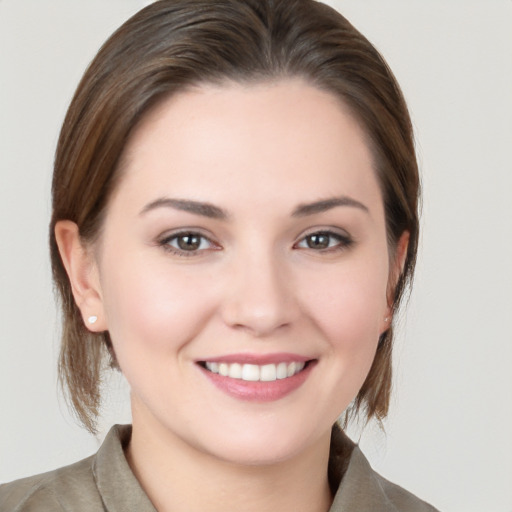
[293, 227, 354, 251]
[157, 228, 221, 256]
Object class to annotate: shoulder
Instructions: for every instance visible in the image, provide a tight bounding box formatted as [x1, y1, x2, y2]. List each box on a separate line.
[0, 425, 149, 512]
[0, 454, 104, 512]
[369, 464, 440, 512]
[329, 427, 440, 512]
[338, 446, 440, 512]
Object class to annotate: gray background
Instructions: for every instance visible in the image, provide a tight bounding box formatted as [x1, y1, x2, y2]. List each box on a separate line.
[1, 1, 511, 511]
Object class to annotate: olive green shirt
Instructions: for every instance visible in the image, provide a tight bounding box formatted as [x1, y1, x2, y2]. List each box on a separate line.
[0, 425, 439, 511]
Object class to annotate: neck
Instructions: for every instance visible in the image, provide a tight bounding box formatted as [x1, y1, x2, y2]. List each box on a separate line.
[126, 409, 333, 512]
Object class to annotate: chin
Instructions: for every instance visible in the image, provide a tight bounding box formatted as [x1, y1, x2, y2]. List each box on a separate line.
[190, 419, 327, 467]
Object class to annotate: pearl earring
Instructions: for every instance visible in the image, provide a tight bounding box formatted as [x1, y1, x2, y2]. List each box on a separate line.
[88, 315, 98, 324]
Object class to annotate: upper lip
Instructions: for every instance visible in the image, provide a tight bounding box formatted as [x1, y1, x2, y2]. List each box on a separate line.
[197, 353, 313, 365]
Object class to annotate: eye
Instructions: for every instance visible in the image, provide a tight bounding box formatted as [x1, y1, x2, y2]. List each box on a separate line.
[159, 231, 217, 256]
[295, 230, 353, 252]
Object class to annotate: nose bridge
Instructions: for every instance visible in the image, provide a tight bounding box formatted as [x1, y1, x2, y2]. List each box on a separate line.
[222, 242, 295, 336]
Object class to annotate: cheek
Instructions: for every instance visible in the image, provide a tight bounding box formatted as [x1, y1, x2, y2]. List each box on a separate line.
[299, 258, 389, 352]
[301, 261, 389, 410]
[99, 254, 217, 360]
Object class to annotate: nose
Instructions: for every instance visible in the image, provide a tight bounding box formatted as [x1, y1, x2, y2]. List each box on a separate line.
[220, 249, 298, 337]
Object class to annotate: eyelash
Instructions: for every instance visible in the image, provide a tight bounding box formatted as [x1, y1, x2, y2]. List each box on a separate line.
[158, 231, 218, 257]
[158, 229, 354, 257]
[293, 230, 354, 253]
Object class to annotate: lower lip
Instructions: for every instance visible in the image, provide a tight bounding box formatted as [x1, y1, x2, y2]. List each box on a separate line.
[199, 362, 315, 402]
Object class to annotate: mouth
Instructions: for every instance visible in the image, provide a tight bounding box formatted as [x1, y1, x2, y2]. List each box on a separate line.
[199, 360, 311, 382]
[196, 353, 316, 401]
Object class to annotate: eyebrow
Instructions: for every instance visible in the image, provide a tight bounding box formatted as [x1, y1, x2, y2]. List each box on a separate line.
[140, 195, 368, 220]
[140, 197, 229, 220]
[292, 196, 369, 217]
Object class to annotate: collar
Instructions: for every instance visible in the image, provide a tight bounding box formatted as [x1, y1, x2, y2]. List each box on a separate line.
[93, 425, 156, 511]
[328, 425, 399, 512]
[330, 446, 400, 512]
[92, 424, 399, 512]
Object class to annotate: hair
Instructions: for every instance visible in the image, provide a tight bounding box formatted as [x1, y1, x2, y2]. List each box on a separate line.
[50, 0, 419, 434]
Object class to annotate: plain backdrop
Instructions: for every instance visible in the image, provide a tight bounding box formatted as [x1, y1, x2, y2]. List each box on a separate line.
[1, 1, 511, 511]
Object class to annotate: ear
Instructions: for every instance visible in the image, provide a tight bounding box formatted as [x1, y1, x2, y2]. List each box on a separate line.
[382, 231, 410, 328]
[54, 220, 107, 332]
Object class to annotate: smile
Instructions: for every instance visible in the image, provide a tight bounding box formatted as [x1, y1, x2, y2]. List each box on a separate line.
[198, 356, 316, 402]
[203, 361, 306, 382]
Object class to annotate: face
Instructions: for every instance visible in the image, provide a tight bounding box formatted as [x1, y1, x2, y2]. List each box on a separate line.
[90, 79, 395, 464]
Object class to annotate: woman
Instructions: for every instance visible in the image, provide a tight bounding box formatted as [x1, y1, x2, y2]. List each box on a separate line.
[0, 0, 439, 510]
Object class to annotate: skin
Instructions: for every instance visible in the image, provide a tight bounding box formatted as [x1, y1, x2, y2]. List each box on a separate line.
[56, 79, 407, 512]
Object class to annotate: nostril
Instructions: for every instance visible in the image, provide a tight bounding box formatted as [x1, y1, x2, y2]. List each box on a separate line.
[220, 266, 298, 335]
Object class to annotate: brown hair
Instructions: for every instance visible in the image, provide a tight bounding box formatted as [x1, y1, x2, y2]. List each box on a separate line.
[50, 0, 419, 433]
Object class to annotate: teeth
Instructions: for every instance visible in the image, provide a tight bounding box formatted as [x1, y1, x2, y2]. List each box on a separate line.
[260, 364, 276, 382]
[276, 362, 288, 379]
[228, 363, 242, 379]
[242, 364, 260, 381]
[204, 361, 306, 382]
[287, 362, 297, 377]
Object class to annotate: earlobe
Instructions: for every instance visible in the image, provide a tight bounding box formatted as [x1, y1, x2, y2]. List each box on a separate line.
[54, 220, 106, 332]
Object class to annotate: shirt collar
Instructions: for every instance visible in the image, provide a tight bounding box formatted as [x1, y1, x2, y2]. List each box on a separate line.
[92, 424, 397, 512]
[328, 426, 398, 512]
[93, 425, 156, 512]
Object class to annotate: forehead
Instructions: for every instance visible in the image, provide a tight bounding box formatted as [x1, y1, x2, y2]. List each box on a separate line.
[113, 79, 382, 215]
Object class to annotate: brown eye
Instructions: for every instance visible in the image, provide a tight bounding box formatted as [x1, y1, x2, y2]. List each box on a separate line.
[176, 234, 202, 251]
[306, 233, 331, 249]
[160, 231, 215, 255]
[295, 230, 353, 252]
